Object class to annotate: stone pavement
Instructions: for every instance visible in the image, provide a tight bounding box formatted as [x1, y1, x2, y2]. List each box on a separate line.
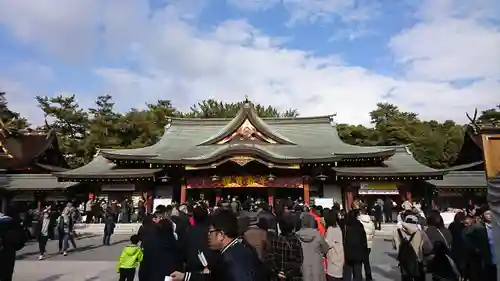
[12, 234, 401, 281]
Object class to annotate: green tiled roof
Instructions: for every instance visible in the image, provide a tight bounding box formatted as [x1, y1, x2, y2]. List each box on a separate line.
[427, 171, 487, 188]
[53, 155, 161, 179]
[101, 103, 396, 164]
[0, 174, 79, 190]
[333, 145, 442, 176]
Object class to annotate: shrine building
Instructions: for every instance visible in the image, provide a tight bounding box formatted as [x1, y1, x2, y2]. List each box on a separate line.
[0, 127, 73, 212]
[53, 100, 444, 210]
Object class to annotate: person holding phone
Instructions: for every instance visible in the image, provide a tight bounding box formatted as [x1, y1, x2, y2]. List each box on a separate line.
[170, 210, 267, 281]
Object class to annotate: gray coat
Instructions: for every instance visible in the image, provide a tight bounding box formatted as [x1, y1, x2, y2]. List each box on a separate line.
[296, 226, 329, 281]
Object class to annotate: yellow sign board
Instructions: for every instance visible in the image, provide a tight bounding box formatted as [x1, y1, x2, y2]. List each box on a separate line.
[360, 182, 397, 190]
[359, 182, 398, 195]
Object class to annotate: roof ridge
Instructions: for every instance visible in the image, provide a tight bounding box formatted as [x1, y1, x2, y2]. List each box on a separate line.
[442, 161, 484, 172]
[167, 115, 336, 124]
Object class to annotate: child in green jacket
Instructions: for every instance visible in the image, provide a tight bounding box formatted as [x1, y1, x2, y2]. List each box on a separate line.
[117, 234, 143, 281]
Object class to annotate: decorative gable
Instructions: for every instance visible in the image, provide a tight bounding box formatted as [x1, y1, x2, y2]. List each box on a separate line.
[198, 101, 296, 145]
[217, 119, 277, 144]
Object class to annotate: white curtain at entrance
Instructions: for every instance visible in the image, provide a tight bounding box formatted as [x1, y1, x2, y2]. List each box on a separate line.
[323, 184, 343, 208]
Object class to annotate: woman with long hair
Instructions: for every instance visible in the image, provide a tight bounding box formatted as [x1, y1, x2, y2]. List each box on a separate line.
[324, 210, 344, 281]
[140, 212, 183, 281]
[343, 210, 368, 281]
[448, 211, 466, 276]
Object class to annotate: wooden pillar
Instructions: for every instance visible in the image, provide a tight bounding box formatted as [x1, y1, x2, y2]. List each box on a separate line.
[431, 199, 437, 210]
[303, 182, 310, 205]
[399, 185, 412, 202]
[144, 190, 153, 214]
[180, 182, 187, 204]
[346, 187, 354, 211]
[406, 190, 412, 202]
[35, 192, 44, 211]
[215, 189, 221, 205]
[268, 188, 274, 206]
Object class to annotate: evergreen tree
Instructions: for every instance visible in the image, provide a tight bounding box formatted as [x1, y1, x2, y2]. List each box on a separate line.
[83, 95, 122, 160]
[36, 94, 89, 167]
[0, 91, 30, 132]
[187, 99, 299, 118]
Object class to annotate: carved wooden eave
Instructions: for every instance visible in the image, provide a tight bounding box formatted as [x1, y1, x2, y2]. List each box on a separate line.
[184, 155, 301, 170]
[217, 119, 278, 144]
[0, 140, 14, 158]
[198, 101, 296, 145]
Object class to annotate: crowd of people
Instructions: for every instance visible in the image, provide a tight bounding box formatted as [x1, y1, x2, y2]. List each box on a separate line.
[393, 206, 497, 281]
[0, 197, 498, 281]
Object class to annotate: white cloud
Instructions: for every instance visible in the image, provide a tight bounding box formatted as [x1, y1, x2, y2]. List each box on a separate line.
[0, 78, 43, 125]
[228, 0, 379, 25]
[0, 0, 498, 127]
[389, 0, 500, 81]
[226, 0, 280, 11]
[0, 0, 102, 59]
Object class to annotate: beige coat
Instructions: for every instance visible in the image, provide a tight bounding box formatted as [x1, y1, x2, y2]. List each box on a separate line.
[358, 214, 376, 248]
[324, 226, 344, 279]
[243, 225, 268, 260]
[392, 222, 432, 262]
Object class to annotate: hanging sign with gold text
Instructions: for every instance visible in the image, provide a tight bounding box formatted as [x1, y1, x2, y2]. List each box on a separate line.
[186, 176, 303, 189]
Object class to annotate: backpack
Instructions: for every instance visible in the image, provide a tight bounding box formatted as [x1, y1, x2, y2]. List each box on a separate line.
[397, 229, 421, 278]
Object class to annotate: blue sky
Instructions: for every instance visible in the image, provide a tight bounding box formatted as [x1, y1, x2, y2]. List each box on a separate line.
[0, 0, 499, 126]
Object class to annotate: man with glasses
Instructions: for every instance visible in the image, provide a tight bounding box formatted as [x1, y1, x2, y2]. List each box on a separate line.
[170, 209, 267, 281]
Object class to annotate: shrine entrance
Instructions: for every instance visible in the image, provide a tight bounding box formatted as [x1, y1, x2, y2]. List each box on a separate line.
[184, 175, 307, 206]
[219, 188, 268, 202]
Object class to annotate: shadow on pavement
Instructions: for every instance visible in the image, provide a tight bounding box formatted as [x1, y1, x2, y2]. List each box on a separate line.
[372, 264, 400, 279]
[36, 274, 64, 281]
[75, 234, 101, 240]
[16, 237, 128, 260]
[110, 238, 129, 245]
[387, 252, 397, 260]
[68, 244, 102, 254]
[16, 250, 41, 260]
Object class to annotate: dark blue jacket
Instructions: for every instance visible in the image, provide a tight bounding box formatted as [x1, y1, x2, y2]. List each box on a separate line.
[185, 238, 268, 281]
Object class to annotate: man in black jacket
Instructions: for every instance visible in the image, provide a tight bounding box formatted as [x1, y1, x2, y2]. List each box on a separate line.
[257, 203, 277, 233]
[183, 206, 220, 276]
[140, 211, 183, 281]
[0, 211, 26, 281]
[171, 209, 267, 281]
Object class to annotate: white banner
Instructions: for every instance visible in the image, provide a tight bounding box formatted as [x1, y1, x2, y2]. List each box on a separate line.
[358, 189, 399, 195]
[153, 198, 172, 210]
[314, 198, 334, 209]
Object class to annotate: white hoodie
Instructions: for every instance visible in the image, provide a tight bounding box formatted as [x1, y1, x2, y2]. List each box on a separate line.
[358, 214, 376, 248]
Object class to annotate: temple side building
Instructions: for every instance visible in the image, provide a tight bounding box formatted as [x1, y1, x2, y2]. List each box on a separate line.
[54, 100, 444, 209]
[426, 118, 495, 208]
[0, 127, 74, 211]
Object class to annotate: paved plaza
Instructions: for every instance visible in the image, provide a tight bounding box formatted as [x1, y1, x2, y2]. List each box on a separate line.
[12, 234, 400, 281]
